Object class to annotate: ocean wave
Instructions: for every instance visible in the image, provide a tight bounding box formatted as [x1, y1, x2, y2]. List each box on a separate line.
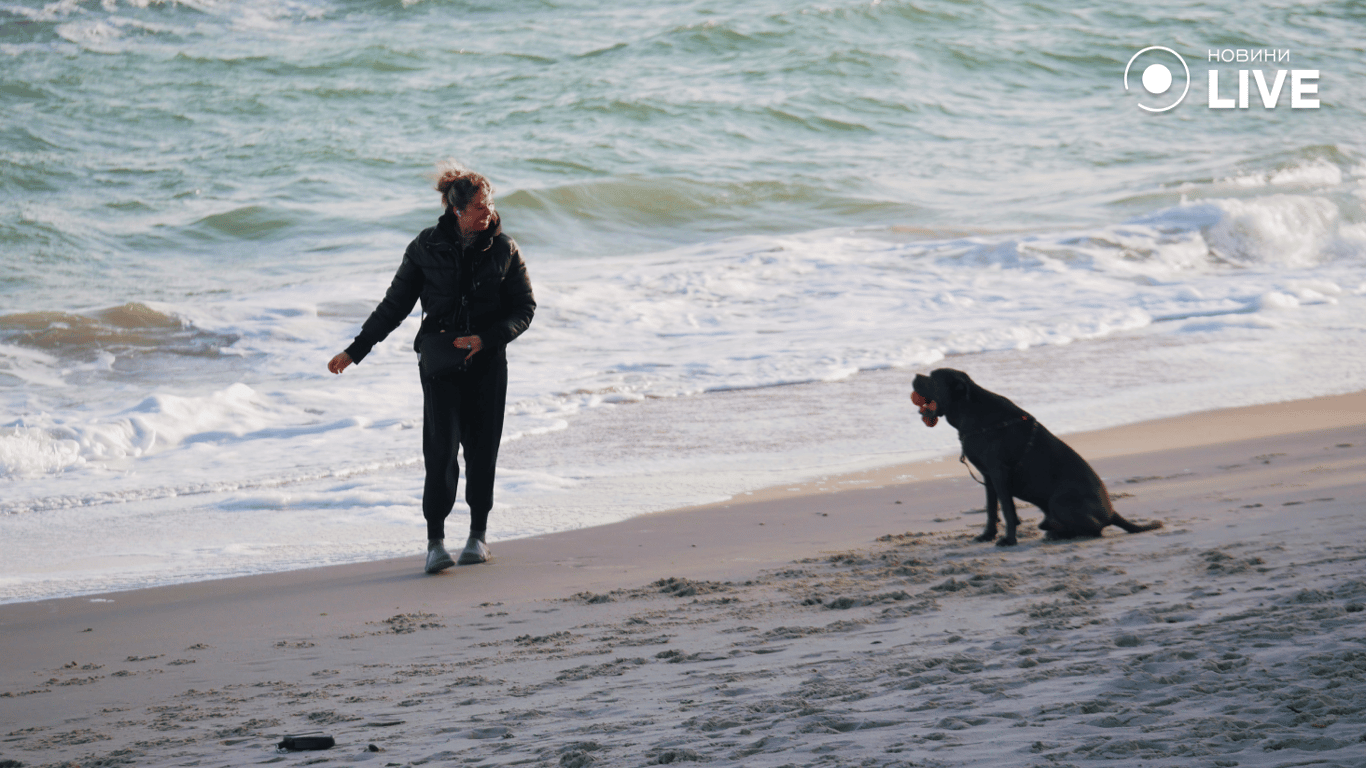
[1222, 159, 1345, 190]
[1200, 196, 1345, 268]
[4, 0, 331, 52]
[501, 175, 923, 255]
[929, 194, 1359, 275]
[504, 186, 1366, 419]
[1171, 149, 1358, 193]
[0, 427, 82, 478]
[5, 382, 281, 470]
[0, 450, 423, 513]
[0, 302, 239, 361]
[652, 20, 767, 56]
[189, 204, 304, 241]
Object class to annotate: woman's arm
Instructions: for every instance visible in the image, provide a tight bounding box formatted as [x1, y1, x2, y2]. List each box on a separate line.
[342, 244, 425, 365]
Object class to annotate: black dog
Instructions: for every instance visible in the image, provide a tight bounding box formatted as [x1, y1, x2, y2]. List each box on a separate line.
[911, 368, 1162, 546]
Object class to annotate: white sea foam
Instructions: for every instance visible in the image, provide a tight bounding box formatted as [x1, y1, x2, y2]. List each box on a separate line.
[1202, 195, 1342, 267]
[1219, 158, 1345, 190]
[0, 428, 83, 478]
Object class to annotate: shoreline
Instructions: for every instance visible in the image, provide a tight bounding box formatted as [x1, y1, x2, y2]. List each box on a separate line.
[3, 389, 1359, 609]
[658, 387, 1366, 507]
[3, 389, 1364, 615]
[8, 339, 1366, 608]
[2, 390, 1365, 766]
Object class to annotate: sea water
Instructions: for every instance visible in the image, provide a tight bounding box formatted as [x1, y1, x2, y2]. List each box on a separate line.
[2, 0, 1364, 603]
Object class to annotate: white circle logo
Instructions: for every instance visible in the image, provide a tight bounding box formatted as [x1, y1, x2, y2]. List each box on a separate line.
[1124, 47, 1189, 112]
[1141, 64, 1172, 94]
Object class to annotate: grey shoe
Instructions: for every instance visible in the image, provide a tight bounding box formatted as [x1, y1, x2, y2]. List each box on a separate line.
[425, 539, 455, 574]
[457, 536, 490, 565]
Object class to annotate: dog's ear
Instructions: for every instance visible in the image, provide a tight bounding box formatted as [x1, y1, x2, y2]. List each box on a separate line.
[933, 368, 972, 401]
[949, 370, 971, 401]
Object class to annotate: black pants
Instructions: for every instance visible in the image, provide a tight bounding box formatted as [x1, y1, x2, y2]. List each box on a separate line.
[419, 351, 507, 541]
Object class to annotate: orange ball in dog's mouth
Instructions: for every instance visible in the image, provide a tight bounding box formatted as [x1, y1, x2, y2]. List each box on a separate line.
[910, 391, 938, 427]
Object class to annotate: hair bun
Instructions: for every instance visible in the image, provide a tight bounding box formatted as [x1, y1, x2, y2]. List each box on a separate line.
[433, 160, 493, 211]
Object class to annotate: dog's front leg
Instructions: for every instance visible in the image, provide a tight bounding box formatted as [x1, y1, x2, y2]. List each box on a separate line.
[991, 476, 1020, 546]
[976, 483, 1000, 542]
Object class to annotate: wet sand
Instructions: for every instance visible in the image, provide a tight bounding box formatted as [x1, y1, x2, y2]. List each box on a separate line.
[2, 392, 1365, 767]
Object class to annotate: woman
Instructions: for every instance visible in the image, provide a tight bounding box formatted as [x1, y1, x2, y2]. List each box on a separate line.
[328, 163, 535, 574]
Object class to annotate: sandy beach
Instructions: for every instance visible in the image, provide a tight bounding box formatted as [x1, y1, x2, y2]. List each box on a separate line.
[3, 391, 1365, 768]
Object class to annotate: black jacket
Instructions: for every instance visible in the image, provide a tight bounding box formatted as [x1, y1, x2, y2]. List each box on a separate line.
[344, 211, 535, 364]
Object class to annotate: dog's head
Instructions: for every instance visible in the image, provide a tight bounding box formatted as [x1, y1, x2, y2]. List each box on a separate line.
[911, 368, 974, 429]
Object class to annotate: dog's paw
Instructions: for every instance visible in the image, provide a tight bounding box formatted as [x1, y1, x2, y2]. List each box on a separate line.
[974, 532, 997, 543]
[995, 536, 1018, 547]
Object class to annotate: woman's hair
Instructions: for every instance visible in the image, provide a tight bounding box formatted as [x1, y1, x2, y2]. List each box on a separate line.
[433, 160, 494, 211]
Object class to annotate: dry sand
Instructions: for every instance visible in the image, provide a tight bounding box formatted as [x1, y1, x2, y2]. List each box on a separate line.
[2, 392, 1365, 768]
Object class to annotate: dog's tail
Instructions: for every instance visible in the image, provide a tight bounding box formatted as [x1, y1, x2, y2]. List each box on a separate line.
[1113, 514, 1163, 534]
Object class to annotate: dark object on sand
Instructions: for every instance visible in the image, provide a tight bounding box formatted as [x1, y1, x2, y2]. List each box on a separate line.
[911, 368, 1163, 546]
[278, 734, 336, 751]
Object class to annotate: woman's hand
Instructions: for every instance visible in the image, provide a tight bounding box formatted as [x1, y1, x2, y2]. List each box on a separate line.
[328, 351, 353, 374]
[453, 335, 483, 361]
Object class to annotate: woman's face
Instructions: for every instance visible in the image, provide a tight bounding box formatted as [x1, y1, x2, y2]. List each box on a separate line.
[456, 192, 494, 233]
